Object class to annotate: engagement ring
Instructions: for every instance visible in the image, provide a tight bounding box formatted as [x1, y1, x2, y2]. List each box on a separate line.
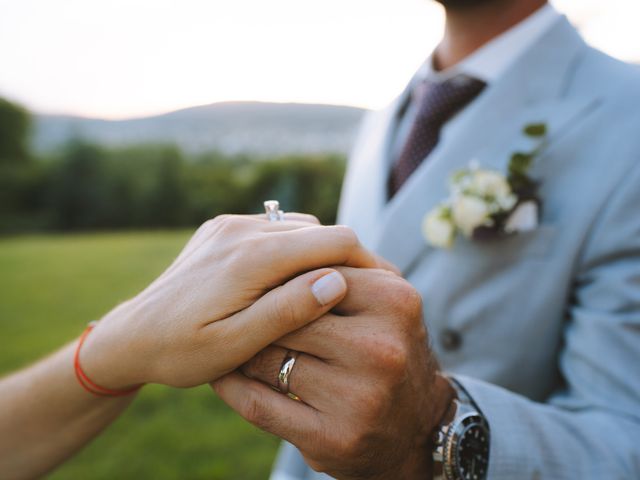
[264, 200, 285, 222]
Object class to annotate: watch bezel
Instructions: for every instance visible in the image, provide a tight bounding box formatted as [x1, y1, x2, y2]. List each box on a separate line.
[442, 412, 490, 480]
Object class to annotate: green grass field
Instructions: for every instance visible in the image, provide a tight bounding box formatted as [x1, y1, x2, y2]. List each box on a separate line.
[0, 231, 280, 479]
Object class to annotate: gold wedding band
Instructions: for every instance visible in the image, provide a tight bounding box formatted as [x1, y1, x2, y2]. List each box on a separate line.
[277, 350, 299, 396]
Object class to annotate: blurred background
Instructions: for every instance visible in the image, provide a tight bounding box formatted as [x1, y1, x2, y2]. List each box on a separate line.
[0, 0, 637, 478]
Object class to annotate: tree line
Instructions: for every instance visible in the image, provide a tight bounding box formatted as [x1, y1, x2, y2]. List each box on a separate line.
[0, 97, 346, 234]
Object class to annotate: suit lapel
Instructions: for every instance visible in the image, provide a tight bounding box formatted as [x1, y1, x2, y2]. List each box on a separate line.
[371, 17, 598, 275]
[336, 90, 411, 249]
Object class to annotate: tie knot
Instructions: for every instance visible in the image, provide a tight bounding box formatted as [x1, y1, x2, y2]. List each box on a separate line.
[414, 75, 487, 122]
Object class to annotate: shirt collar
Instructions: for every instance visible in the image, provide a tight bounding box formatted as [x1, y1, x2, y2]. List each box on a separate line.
[418, 3, 562, 85]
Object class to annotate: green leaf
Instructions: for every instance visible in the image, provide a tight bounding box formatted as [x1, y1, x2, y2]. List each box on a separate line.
[508, 172, 533, 191]
[523, 123, 547, 137]
[509, 152, 533, 175]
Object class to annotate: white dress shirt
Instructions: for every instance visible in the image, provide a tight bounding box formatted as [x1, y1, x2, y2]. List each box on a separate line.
[391, 3, 562, 162]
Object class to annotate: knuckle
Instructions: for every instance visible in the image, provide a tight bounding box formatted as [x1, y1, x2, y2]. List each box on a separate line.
[294, 213, 321, 225]
[209, 215, 261, 239]
[215, 215, 245, 233]
[197, 218, 219, 236]
[401, 284, 424, 315]
[243, 351, 277, 381]
[416, 320, 429, 342]
[358, 389, 388, 418]
[374, 337, 409, 375]
[386, 279, 423, 318]
[208, 214, 230, 228]
[337, 430, 368, 459]
[333, 225, 359, 250]
[305, 214, 321, 225]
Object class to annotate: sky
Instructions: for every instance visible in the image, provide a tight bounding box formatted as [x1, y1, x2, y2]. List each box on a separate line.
[0, 0, 638, 119]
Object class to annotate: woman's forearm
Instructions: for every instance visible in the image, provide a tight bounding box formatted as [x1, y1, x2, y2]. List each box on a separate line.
[0, 214, 370, 478]
[0, 341, 136, 480]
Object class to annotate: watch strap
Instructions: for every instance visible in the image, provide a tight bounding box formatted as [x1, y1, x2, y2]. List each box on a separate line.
[432, 375, 490, 480]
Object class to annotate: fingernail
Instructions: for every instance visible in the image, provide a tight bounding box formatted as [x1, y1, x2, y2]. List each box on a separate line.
[311, 271, 347, 306]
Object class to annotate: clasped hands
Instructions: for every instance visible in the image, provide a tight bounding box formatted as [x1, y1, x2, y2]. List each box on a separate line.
[82, 214, 453, 479]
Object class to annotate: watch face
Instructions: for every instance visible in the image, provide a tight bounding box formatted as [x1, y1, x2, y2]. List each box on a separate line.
[455, 418, 489, 480]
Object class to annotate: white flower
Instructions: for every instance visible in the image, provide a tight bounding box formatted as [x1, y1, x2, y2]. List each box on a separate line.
[423, 206, 455, 249]
[497, 192, 518, 211]
[472, 170, 511, 198]
[452, 194, 491, 236]
[504, 201, 539, 233]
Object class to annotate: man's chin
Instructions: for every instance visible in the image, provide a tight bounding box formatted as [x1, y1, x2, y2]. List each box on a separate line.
[433, 0, 507, 9]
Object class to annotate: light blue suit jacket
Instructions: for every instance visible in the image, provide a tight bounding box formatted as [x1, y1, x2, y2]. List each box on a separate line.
[272, 16, 640, 479]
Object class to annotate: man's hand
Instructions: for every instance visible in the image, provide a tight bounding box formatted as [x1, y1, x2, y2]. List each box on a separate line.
[212, 267, 455, 480]
[81, 215, 383, 391]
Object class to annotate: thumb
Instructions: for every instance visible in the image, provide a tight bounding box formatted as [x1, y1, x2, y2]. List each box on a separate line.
[219, 268, 347, 362]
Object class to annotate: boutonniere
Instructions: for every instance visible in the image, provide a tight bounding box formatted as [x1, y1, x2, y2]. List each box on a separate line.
[423, 123, 547, 249]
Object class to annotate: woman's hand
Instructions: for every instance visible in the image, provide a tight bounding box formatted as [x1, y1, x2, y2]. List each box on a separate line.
[80, 214, 380, 390]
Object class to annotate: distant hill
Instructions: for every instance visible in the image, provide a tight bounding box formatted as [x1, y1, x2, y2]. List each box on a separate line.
[32, 102, 367, 156]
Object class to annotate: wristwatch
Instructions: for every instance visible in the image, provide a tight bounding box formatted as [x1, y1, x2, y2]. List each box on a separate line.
[432, 376, 490, 480]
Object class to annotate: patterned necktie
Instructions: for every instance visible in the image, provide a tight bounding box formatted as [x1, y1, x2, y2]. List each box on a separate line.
[388, 75, 487, 198]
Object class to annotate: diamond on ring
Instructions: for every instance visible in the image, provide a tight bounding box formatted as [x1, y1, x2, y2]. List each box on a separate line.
[264, 200, 285, 222]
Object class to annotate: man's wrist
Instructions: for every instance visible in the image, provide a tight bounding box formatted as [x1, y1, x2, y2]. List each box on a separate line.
[380, 372, 456, 480]
[429, 373, 457, 436]
[405, 372, 456, 480]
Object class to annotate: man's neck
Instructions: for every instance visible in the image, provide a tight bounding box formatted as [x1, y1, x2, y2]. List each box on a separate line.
[434, 0, 548, 71]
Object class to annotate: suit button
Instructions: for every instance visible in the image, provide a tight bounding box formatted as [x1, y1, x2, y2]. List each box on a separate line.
[440, 329, 462, 351]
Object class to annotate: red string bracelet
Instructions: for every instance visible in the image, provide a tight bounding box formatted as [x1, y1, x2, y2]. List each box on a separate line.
[74, 322, 142, 397]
